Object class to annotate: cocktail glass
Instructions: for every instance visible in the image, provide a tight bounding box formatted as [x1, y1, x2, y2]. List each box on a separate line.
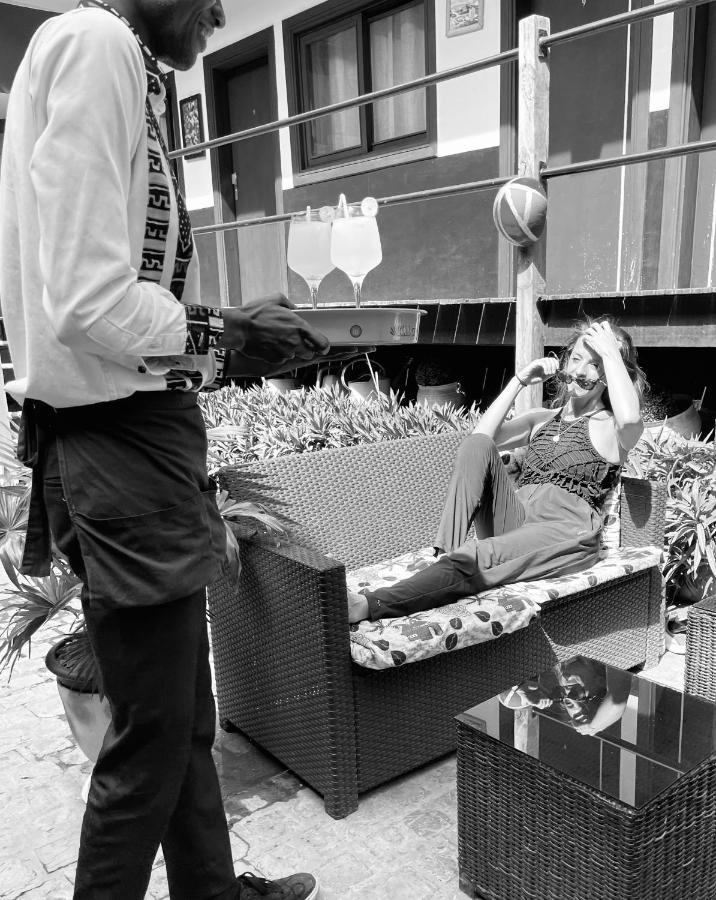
[330, 197, 382, 308]
[287, 207, 334, 308]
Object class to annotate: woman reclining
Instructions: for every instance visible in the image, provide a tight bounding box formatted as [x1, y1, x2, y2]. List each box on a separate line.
[348, 316, 646, 623]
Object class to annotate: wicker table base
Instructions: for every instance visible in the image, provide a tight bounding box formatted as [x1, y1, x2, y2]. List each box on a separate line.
[685, 594, 716, 702]
[457, 659, 716, 900]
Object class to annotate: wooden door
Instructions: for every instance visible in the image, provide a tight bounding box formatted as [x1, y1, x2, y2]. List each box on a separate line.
[226, 57, 287, 303]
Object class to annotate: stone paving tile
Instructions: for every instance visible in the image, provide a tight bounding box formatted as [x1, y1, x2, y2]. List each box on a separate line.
[0, 855, 46, 900]
[0, 644, 685, 900]
[7, 876, 74, 900]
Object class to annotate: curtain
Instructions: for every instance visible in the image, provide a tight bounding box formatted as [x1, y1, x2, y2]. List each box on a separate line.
[306, 26, 361, 158]
[370, 4, 426, 144]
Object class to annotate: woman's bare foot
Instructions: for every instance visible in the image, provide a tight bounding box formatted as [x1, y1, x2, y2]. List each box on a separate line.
[347, 590, 370, 623]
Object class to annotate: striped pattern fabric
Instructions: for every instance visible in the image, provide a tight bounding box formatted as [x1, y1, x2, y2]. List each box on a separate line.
[140, 109, 172, 284]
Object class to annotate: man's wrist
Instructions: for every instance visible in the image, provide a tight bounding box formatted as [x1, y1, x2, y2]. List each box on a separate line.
[215, 308, 250, 353]
[184, 305, 225, 355]
[515, 373, 528, 388]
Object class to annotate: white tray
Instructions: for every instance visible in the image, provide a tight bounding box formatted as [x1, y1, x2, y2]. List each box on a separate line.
[296, 307, 426, 345]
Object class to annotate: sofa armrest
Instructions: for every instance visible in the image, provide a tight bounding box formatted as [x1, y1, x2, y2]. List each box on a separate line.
[220, 525, 352, 674]
[207, 528, 360, 817]
[620, 476, 667, 549]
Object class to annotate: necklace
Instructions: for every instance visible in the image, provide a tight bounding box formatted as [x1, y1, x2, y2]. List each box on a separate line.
[551, 408, 602, 443]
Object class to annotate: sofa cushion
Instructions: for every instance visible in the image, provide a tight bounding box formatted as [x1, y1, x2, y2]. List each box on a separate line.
[600, 482, 621, 551]
[347, 544, 662, 670]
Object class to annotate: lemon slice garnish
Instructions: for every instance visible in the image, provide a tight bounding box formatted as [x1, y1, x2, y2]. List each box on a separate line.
[360, 196, 379, 217]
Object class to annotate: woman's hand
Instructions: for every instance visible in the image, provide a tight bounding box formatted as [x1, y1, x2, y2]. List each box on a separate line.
[582, 320, 623, 364]
[516, 355, 559, 386]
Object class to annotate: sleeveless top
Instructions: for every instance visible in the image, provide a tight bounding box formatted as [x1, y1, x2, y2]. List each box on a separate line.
[516, 409, 621, 510]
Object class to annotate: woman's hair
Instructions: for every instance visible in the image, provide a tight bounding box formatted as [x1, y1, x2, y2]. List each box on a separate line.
[549, 315, 648, 412]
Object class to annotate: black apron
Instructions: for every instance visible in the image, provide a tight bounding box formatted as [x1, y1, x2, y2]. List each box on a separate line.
[19, 392, 226, 608]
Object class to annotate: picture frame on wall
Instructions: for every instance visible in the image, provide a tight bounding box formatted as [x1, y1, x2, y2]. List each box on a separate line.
[446, 0, 484, 37]
[179, 93, 206, 159]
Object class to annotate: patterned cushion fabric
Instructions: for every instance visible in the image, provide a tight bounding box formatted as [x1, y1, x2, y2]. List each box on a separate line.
[600, 481, 621, 551]
[347, 543, 662, 670]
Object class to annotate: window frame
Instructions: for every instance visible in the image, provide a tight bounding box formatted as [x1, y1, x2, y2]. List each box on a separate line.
[297, 13, 368, 167]
[284, 0, 436, 179]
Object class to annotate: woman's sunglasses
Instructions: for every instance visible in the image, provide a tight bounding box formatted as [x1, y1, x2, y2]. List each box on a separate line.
[553, 370, 605, 391]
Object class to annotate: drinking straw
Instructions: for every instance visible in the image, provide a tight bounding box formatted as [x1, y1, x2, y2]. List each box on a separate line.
[365, 352, 381, 397]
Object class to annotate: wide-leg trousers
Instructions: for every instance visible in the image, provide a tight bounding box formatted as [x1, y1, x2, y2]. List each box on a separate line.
[33, 393, 236, 900]
[364, 433, 602, 620]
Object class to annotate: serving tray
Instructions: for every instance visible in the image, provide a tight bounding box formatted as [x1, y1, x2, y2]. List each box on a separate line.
[296, 307, 426, 345]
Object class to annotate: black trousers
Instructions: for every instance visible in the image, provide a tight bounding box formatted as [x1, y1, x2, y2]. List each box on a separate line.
[37, 394, 236, 900]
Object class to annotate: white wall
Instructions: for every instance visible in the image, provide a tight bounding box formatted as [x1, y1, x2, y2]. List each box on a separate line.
[175, 0, 504, 209]
[435, 0, 501, 156]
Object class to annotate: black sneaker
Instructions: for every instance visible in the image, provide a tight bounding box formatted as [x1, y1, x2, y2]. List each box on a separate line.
[236, 871, 319, 900]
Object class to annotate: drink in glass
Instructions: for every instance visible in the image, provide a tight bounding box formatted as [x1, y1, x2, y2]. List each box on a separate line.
[287, 207, 334, 308]
[330, 196, 382, 308]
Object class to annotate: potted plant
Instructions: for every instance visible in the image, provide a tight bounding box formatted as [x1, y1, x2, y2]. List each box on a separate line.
[642, 386, 702, 440]
[414, 358, 465, 411]
[625, 428, 716, 653]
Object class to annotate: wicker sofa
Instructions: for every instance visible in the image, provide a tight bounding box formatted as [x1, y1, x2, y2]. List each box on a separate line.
[208, 431, 666, 819]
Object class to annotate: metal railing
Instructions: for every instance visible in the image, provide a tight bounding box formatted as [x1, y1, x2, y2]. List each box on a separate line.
[185, 0, 715, 240]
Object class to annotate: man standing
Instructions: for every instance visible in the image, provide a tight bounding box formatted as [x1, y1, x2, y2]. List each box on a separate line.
[0, 1, 326, 897]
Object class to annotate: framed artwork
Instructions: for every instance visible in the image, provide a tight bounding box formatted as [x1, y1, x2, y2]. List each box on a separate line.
[179, 93, 206, 159]
[446, 0, 484, 37]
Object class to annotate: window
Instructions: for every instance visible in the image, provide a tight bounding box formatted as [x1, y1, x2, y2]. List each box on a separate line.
[287, 0, 433, 171]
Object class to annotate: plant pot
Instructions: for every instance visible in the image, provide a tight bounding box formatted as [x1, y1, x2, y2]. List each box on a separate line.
[45, 634, 110, 768]
[668, 564, 715, 608]
[347, 377, 391, 401]
[665, 606, 688, 655]
[340, 359, 390, 402]
[645, 395, 701, 439]
[56, 682, 111, 764]
[265, 377, 301, 394]
[315, 364, 346, 393]
[416, 382, 465, 410]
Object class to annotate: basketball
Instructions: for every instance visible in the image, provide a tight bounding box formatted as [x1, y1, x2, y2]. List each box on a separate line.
[492, 176, 548, 247]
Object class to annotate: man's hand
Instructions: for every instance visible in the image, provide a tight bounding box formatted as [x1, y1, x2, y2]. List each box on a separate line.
[219, 295, 330, 366]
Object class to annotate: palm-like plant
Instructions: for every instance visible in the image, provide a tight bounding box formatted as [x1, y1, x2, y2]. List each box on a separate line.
[0, 422, 84, 679]
[0, 552, 82, 676]
[0, 482, 32, 568]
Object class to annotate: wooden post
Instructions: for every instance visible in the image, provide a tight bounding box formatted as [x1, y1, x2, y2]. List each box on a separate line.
[515, 15, 550, 414]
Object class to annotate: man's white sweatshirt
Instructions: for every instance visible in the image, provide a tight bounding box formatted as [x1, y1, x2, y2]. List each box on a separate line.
[0, 8, 217, 408]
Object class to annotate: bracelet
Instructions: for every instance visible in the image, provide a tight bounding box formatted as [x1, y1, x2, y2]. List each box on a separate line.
[515, 374, 528, 387]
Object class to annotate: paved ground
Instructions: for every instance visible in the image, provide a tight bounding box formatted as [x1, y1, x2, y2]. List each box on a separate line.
[0, 614, 685, 900]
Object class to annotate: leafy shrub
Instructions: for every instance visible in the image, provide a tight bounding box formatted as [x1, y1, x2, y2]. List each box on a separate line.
[199, 384, 481, 473]
[626, 429, 716, 606]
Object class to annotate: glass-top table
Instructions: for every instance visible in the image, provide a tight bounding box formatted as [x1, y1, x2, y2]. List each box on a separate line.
[456, 656, 716, 900]
[458, 654, 716, 810]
